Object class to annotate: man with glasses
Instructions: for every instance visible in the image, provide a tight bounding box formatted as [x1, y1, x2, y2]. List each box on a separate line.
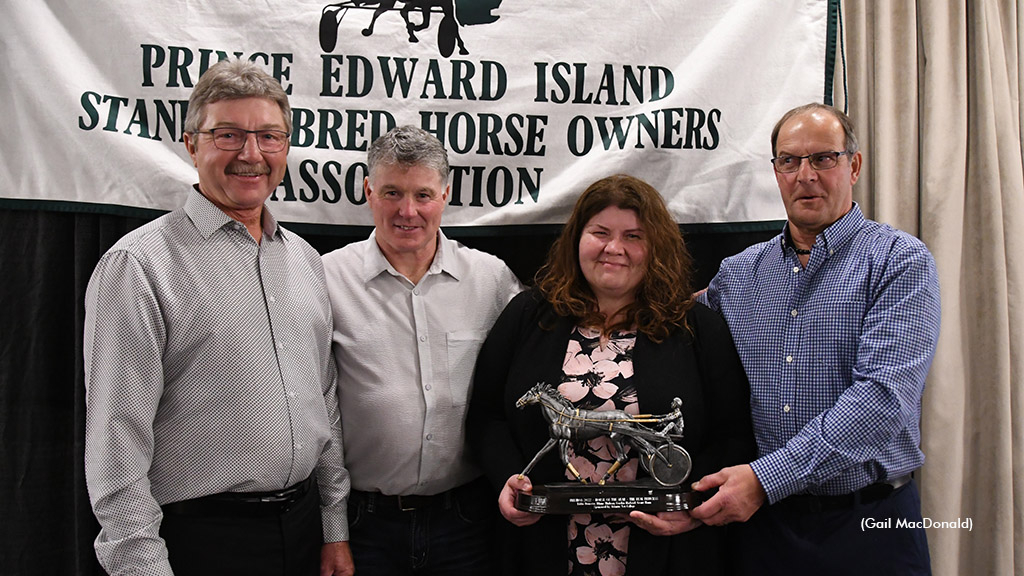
[690, 103, 940, 575]
[84, 59, 353, 576]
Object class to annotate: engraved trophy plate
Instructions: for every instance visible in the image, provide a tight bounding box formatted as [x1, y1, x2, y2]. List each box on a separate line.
[515, 482, 710, 514]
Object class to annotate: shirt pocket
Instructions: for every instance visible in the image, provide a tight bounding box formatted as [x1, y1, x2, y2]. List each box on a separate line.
[804, 300, 865, 371]
[446, 330, 488, 407]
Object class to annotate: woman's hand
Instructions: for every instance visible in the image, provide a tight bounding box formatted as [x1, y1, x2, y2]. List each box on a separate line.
[498, 474, 543, 527]
[626, 509, 702, 536]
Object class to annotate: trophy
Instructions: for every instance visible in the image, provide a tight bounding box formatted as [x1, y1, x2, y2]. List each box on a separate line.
[513, 383, 706, 514]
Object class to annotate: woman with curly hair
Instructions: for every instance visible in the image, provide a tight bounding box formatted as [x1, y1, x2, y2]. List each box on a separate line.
[467, 174, 755, 575]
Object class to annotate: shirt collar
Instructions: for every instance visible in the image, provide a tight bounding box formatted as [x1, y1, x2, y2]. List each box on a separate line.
[260, 205, 283, 241]
[184, 185, 285, 243]
[361, 228, 460, 283]
[778, 202, 865, 256]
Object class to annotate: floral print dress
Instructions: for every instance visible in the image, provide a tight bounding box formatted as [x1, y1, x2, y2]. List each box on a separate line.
[559, 326, 639, 576]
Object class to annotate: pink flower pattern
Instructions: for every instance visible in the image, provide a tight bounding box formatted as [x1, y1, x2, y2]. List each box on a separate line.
[560, 327, 638, 576]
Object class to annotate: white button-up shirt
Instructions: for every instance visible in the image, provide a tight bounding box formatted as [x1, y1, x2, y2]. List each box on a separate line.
[323, 230, 523, 495]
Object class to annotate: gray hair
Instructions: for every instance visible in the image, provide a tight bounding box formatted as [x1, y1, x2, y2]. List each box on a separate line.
[368, 125, 450, 182]
[183, 59, 291, 135]
[770, 102, 859, 156]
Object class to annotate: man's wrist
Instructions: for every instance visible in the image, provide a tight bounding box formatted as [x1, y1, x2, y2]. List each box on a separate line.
[749, 451, 802, 504]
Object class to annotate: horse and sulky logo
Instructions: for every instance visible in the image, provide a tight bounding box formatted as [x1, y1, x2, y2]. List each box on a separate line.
[319, 0, 503, 58]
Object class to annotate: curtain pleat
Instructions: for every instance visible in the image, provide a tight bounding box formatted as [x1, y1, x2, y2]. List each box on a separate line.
[840, 2, 1024, 573]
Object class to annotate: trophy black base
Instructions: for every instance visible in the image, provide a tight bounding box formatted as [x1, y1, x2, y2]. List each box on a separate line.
[515, 481, 709, 514]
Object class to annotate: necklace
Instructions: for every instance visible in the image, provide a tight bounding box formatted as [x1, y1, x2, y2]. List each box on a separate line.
[793, 247, 812, 255]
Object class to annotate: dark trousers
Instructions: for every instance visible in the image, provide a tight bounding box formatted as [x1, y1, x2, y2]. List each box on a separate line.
[730, 479, 931, 576]
[159, 479, 323, 576]
[348, 478, 496, 576]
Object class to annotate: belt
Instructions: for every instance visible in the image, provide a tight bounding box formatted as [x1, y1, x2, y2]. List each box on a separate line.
[352, 478, 485, 513]
[352, 489, 456, 513]
[780, 475, 912, 513]
[162, 475, 315, 517]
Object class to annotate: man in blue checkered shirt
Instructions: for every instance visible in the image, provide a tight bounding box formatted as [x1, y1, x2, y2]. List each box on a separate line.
[690, 103, 940, 575]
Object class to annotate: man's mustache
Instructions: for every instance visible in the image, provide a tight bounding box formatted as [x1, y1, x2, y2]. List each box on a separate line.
[226, 163, 271, 176]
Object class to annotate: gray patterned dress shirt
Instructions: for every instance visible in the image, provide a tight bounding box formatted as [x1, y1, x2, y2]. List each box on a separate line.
[84, 187, 349, 576]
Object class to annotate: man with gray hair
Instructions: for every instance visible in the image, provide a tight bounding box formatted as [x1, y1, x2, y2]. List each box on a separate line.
[84, 59, 352, 575]
[323, 125, 523, 575]
[690, 103, 939, 575]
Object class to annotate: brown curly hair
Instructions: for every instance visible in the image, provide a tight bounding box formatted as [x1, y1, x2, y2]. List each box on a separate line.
[536, 174, 695, 341]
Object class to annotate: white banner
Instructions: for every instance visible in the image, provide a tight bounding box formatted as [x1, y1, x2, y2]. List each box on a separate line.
[0, 0, 831, 227]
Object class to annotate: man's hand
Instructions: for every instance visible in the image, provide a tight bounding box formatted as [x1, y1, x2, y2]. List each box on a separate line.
[499, 474, 543, 527]
[689, 464, 766, 526]
[626, 510, 702, 536]
[321, 541, 355, 576]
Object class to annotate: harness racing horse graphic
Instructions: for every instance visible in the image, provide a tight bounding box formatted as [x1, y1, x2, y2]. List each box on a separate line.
[515, 383, 692, 486]
[320, 0, 494, 57]
[359, 0, 467, 55]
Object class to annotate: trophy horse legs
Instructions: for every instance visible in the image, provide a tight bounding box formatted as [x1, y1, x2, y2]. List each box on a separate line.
[520, 437, 557, 478]
[519, 436, 586, 483]
[599, 432, 629, 485]
[559, 438, 586, 483]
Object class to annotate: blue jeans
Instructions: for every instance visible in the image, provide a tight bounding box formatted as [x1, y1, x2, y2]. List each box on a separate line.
[348, 478, 496, 576]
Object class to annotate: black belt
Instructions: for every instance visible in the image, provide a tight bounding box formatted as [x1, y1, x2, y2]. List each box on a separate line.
[352, 478, 485, 513]
[780, 475, 912, 513]
[162, 475, 315, 517]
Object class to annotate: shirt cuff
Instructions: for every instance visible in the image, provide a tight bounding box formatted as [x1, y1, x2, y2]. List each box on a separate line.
[750, 449, 805, 504]
[321, 501, 349, 542]
[133, 559, 175, 576]
[96, 554, 173, 576]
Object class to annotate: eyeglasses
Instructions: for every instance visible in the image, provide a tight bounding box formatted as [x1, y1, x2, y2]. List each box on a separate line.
[196, 128, 290, 153]
[771, 150, 852, 173]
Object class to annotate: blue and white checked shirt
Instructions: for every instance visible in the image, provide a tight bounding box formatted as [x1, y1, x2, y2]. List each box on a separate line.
[699, 204, 940, 504]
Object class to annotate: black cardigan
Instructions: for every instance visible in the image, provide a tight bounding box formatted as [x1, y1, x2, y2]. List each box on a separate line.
[467, 289, 755, 576]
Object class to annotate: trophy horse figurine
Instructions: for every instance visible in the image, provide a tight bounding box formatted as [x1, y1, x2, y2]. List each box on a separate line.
[515, 383, 692, 486]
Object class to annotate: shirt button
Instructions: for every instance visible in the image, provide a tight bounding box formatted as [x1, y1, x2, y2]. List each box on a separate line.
[277, 342, 286, 349]
[792, 267, 800, 273]
[425, 384, 432, 391]
[786, 355, 793, 363]
[268, 295, 276, 302]
[419, 335, 427, 342]
[413, 289, 420, 296]
[425, 434, 434, 441]
[295, 443, 303, 450]
[286, 391, 297, 399]
[790, 309, 798, 317]
[783, 405, 791, 413]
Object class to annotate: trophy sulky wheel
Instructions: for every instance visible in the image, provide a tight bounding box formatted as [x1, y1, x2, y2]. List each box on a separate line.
[648, 444, 692, 487]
